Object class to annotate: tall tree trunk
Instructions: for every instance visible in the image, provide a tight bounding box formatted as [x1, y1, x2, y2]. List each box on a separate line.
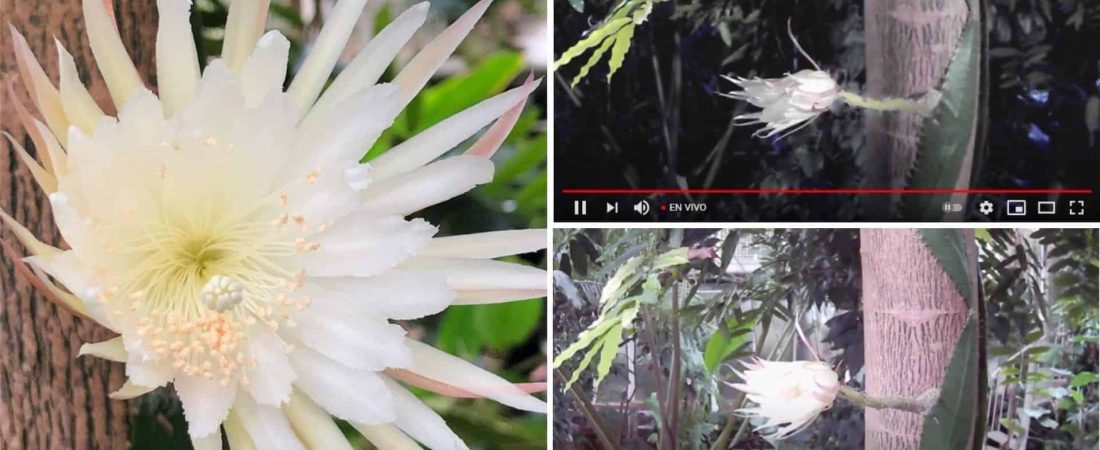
[860, 229, 977, 449]
[1, 1, 157, 448]
[861, 0, 975, 219]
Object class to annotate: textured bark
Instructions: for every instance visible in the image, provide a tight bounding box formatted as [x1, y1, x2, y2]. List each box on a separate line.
[859, 229, 976, 450]
[0, 1, 157, 449]
[861, 0, 974, 218]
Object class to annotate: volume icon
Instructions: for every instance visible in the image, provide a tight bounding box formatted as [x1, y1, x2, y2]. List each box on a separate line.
[633, 200, 650, 215]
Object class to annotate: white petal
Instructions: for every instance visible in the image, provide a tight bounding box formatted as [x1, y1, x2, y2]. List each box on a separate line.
[452, 289, 547, 305]
[402, 257, 546, 292]
[288, 346, 396, 424]
[123, 356, 173, 389]
[309, 2, 429, 119]
[233, 392, 308, 450]
[244, 328, 296, 405]
[191, 430, 223, 450]
[358, 155, 494, 217]
[8, 26, 68, 144]
[404, 339, 546, 412]
[82, 0, 144, 107]
[2, 133, 56, 194]
[224, 410, 259, 450]
[464, 75, 532, 158]
[304, 270, 453, 320]
[287, 0, 370, 111]
[393, 0, 491, 106]
[371, 80, 540, 179]
[156, 0, 201, 115]
[55, 40, 104, 134]
[221, 0, 271, 71]
[78, 336, 126, 362]
[420, 229, 547, 259]
[240, 31, 290, 107]
[109, 379, 157, 399]
[290, 216, 435, 278]
[292, 83, 402, 173]
[384, 377, 468, 450]
[283, 298, 410, 371]
[353, 424, 423, 450]
[284, 391, 355, 450]
[175, 374, 236, 438]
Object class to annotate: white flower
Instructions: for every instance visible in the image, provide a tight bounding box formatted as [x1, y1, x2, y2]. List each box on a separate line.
[721, 69, 840, 139]
[4, 0, 547, 448]
[730, 358, 840, 439]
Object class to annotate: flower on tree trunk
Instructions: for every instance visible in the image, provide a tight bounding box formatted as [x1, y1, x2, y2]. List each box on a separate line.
[3, 0, 546, 448]
[721, 69, 841, 139]
[730, 358, 840, 439]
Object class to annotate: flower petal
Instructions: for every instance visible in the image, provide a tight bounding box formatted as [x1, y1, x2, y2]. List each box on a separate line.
[383, 377, 468, 450]
[55, 40, 105, 134]
[303, 270, 453, 320]
[191, 431, 223, 450]
[175, 374, 237, 438]
[240, 31, 290, 107]
[78, 336, 126, 362]
[221, 0, 272, 72]
[82, 0, 144, 107]
[403, 339, 546, 412]
[233, 392, 308, 450]
[292, 83, 402, 173]
[244, 328, 296, 406]
[156, 0, 201, 115]
[419, 229, 547, 259]
[287, 0, 370, 110]
[283, 390, 356, 450]
[393, 0, 491, 106]
[402, 257, 546, 293]
[290, 216, 435, 278]
[288, 346, 396, 424]
[108, 379, 156, 399]
[353, 424, 422, 450]
[358, 155, 494, 217]
[224, 410, 258, 450]
[283, 298, 410, 371]
[370, 78, 541, 179]
[8, 26, 69, 144]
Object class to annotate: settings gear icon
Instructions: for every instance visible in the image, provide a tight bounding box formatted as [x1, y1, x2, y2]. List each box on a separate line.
[978, 200, 994, 215]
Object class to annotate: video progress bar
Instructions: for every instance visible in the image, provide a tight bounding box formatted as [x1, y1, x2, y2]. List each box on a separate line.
[561, 188, 1095, 195]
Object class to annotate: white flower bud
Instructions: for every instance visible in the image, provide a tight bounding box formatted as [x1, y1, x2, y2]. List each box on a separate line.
[730, 358, 840, 439]
[722, 70, 841, 139]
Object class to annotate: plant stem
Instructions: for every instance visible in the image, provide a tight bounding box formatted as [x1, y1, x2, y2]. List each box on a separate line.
[838, 385, 939, 415]
[837, 90, 940, 116]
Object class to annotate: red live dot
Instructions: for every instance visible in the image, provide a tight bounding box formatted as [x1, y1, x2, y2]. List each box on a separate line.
[660, 204, 668, 211]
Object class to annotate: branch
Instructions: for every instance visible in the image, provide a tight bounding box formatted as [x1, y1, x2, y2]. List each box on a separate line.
[838, 385, 939, 415]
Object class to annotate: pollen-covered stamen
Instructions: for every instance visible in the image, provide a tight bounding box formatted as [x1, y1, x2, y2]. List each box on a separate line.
[201, 275, 244, 312]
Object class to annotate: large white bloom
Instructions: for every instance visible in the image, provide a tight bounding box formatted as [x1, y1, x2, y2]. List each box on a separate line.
[4, 0, 546, 448]
[730, 358, 840, 440]
[721, 69, 840, 139]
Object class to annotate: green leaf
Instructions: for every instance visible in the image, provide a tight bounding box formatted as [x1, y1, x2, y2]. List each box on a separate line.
[414, 52, 525, 133]
[565, 332, 613, 389]
[436, 306, 483, 357]
[1070, 371, 1099, 387]
[473, 298, 544, 351]
[571, 36, 616, 87]
[600, 255, 644, 304]
[553, 315, 621, 367]
[919, 319, 979, 450]
[606, 23, 635, 82]
[703, 320, 754, 373]
[595, 324, 624, 388]
[652, 247, 690, 270]
[902, 0, 982, 220]
[553, 18, 631, 70]
[918, 229, 975, 310]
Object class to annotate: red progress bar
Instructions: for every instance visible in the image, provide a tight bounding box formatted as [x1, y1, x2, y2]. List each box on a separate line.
[561, 188, 1094, 195]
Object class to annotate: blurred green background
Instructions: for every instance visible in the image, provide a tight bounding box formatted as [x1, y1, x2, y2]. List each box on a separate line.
[131, 0, 548, 448]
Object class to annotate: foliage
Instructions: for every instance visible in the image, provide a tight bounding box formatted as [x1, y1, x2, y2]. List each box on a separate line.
[553, 0, 658, 85]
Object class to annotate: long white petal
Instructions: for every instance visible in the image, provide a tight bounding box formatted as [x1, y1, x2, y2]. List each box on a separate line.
[402, 257, 546, 292]
[404, 339, 546, 412]
[240, 31, 290, 107]
[82, 0, 144, 108]
[288, 346, 396, 424]
[156, 0, 201, 115]
[78, 336, 126, 362]
[292, 83, 402, 173]
[9, 26, 69, 143]
[452, 289, 547, 305]
[0, 208, 61, 259]
[244, 328, 296, 406]
[108, 379, 156, 399]
[55, 40, 105, 133]
[392, 0, 491, 106]
[9, 95, 59, 175]
[287, 0, 371, 111]
[284, 391, 356, 450]
[464, 74, 532, 158]
[284, 299, 410, 371]
[354, 424, 423, 450]
[420, 229, 547, 259]
[289, 216, 435, 278]
[2, 133, 56, 193]
[233, 392, 308, 450]
[304, 270, 453, 320]
[309, 2, 428, 119]
[175, 374, 236, 438]
[224, 410, 259, 450]
[221, 0, 272, 71]
[191, 430, 223, 450]
[358, 155, 494, 217]
[384, 377, 468, 450]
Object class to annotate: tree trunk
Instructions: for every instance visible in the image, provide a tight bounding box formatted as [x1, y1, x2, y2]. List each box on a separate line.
[1, 1, 157, 448]
[861, 0, 975, 219]
[859, 229, 976, 450]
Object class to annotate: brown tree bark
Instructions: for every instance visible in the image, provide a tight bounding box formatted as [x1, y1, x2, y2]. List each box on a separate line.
[859, 229, 977, 450]
[1, 1, 157, 448]
[861, 0, 976, 219]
